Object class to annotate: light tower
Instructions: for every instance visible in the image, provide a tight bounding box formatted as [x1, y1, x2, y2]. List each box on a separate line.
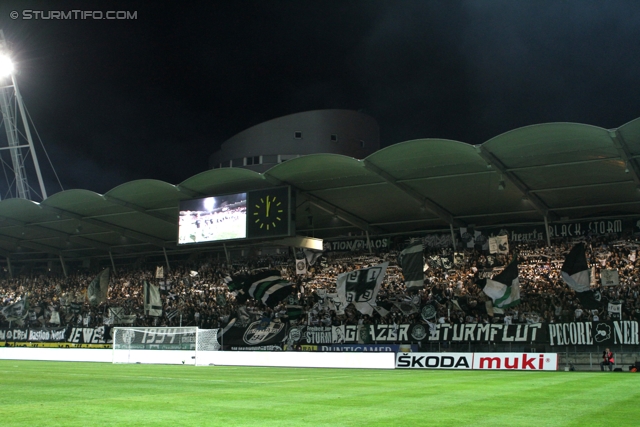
[0, 29, 47, 201]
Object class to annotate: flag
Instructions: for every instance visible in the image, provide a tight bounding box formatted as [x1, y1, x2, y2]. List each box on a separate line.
[489, 235, 509, 254]
[561, 243, 604, 309]
[190, 270, 198, 277]
[477, 256, 521, 309]
[285, 305, 304, 321]
[399, 242, 424, 290]
[393, 300, 419, 316]
[109, 307, 136, 324]
[49, 311, 60, 325]
[295, 258, 307, 275]
[336, 262, 388, 316]
[372, 301, 393, 318]
[0, 296, 29, 321]
[420, 303, 437, 321]
[216, 293, 227, 307]
[87, 268, 110, 306]
[460, 227, 475, 248]
[166, 308, 180, 320]
[155, 266, 164, 278]
[226, 270, 293, 308]
[303, 248, 323, 266]
[600, 269, 619, 287]
[144, 281, 163, 317]
[608, 302, 622, 315]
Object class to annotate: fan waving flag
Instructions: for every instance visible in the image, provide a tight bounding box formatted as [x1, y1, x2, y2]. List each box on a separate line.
[336, 262, 389, 316]
[87, 268, 110, 306]
[399, 242, 424, 291]
[144, 281, 163, 317]
[225, 270, 293, 308]
[477, 256, 520, 309]
[561, 243, 604, 309]
[0, 296, 29, 321]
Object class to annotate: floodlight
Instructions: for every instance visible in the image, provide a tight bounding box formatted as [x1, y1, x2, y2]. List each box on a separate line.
[0, 53, 14, 77]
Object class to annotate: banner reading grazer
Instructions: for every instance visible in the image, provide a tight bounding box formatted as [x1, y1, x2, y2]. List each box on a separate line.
[291, 321, 639, 346]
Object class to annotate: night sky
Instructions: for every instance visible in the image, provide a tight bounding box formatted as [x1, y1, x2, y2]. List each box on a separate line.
[0, 0, 639, 199]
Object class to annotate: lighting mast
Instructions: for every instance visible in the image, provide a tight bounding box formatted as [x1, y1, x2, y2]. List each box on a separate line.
[0, 29, 47, 201]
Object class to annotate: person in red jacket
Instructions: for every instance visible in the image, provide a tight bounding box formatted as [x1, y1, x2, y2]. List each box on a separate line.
[601, 348, 614, 371]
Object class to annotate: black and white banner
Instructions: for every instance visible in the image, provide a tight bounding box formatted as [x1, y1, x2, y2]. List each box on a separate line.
[0, 327, 112, 344]
[547, 321, 639, 346]
[218, 320, 287, 347]
[322, 237, 389, 253]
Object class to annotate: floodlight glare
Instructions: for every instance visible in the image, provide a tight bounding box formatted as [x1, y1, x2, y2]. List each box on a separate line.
[0, 54, 14, 77]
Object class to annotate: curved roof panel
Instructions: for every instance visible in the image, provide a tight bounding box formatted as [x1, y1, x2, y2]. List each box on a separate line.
[483, 123, 617, 168]
[179, 168, 269, 196]
[366, 139, 488, 180]
[265, 154, 381, 192]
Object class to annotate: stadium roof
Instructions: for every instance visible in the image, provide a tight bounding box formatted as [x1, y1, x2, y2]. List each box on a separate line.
[1, 117, 640, 264]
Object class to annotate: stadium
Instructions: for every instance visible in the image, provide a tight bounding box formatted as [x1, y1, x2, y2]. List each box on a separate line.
[2, 11, 640, 427]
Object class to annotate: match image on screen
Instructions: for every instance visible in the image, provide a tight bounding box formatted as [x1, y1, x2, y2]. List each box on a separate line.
[178, 193, 247, 244]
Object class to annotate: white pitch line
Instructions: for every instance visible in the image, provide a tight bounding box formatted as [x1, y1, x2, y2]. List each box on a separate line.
[64, 372, 352, 384]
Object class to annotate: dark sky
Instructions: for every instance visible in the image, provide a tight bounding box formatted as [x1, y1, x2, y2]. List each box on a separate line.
[0, 0, 639, 198]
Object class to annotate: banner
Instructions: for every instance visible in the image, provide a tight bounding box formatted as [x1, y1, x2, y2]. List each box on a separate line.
[0, 328, 66, 342]
[600, 269, 619, 286]
[218, 320, 287, 347]
[295, 258, 307, 275]
[323, 237, 389, 253]
[489, 235, 509, 254]
[318, 344, 417, 352]
[0, 326, 114, 345]
[473, 353, 557, 371]
[144, 281, 163, 317]
[547, 321, 639, 346]
[396, 352, 473, 369]
[396, 352, 557, 371]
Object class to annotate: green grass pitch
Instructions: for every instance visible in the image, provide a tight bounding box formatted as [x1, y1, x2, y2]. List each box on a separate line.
[0, 360, 637, 426]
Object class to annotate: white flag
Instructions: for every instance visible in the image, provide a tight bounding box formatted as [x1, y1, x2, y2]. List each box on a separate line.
[608, 302, 622, 314]
[600, 269, 619, 287]
[489, 235, 509, 254]
[336, 262, 388, 316]
[144, 281, 163, 317]
[155, 266, 164, 279]
[295, 259, 307, 275]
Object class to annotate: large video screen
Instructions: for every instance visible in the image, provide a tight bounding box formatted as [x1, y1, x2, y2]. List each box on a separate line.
[177, 187, 293, 245]
[178, 193, 247, 244]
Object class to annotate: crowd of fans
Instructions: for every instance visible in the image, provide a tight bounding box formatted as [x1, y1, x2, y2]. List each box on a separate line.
[2, 233, 640, 331]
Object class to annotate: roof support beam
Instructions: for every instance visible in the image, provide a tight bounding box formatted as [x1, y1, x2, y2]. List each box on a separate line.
[609, 129, 640, 187]
[476, 145, 558, 221]
[363, 159, 464, 227]
[39, 205, 169, 248]
[552, 200, 640, 211]
[0, 214, 118, 253]
[263, 175, 380, 234]
[103, 195, 175, 225]
[0, 233, 62, 256]
[504, 157, 619, 172]
[530, 180, 635, 193]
